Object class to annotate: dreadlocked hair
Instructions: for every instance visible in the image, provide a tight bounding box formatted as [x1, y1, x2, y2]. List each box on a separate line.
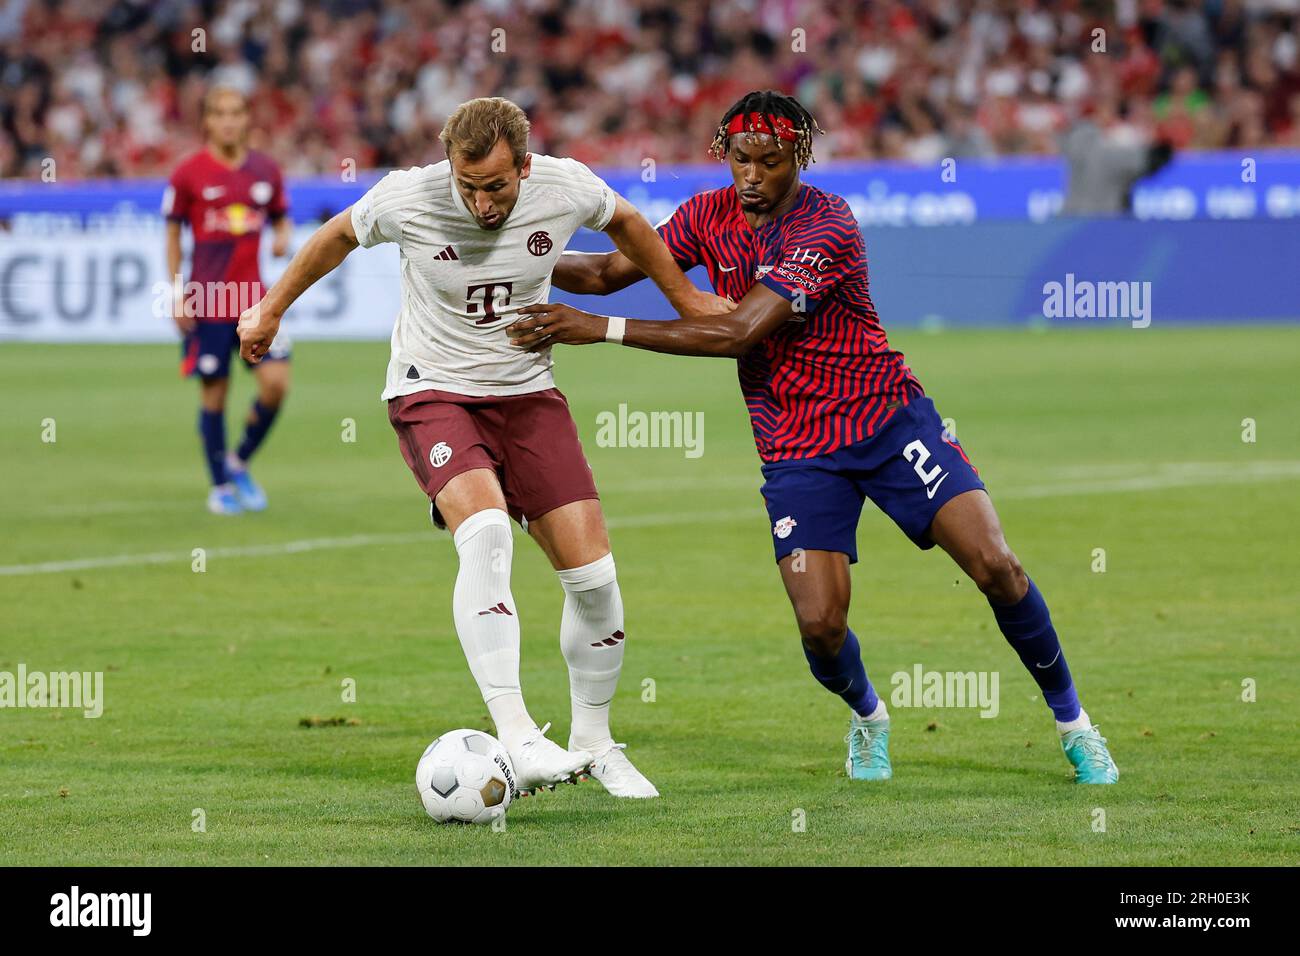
[709, 90, 823, 169]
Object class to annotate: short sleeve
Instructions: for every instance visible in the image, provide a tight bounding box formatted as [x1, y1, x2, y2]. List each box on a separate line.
[558, 158, 617, 231]
[162, 166, 191, 223]
[654, 197, 703, 271]
[759, 202, 860, 314]
[350, 169, 413, 248]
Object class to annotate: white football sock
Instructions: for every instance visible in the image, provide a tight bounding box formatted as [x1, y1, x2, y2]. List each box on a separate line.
[451, 508, 535, 750]
[859, 699, 889, 722]
[1056, 707, 1092, 735]
[558, 553, 624, 755]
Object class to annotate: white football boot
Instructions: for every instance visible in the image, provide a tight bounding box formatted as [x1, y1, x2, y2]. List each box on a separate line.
[577, 740, 659, 799]
[207, 484, 242, 515]
[510, 723, 593, 796]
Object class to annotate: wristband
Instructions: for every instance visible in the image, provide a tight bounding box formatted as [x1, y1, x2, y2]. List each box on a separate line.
[605, 315, 626, 344]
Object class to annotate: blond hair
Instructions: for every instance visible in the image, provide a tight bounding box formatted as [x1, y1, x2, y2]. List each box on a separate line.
[202, 85, 249, 116]
[439, 97, 531, 167]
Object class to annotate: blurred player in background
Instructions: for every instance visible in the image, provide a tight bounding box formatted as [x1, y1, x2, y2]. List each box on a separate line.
[164, 87, 292, 515]
[515, 90, 1120, 786]
[237, 97, 729, 797]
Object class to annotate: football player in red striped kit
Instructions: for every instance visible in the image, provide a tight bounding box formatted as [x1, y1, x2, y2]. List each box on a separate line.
[165, 87, 292, 515]
[511, 90, 1119, 785]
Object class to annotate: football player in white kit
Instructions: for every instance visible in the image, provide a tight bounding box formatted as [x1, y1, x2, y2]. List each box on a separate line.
[238, 97, 729, 798]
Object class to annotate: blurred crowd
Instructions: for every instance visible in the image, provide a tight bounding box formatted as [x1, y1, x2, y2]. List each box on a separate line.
[3, 0, 1300, 179]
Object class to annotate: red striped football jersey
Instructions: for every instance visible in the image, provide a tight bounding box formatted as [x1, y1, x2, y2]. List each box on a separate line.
[163, 148, 287, 322]
[657, 183, 923, 462]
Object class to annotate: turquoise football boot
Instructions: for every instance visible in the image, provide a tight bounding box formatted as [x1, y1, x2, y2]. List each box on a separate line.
[226, 458, 267, 512]
[1061, 725, 1119, 784]
[845, 715, 892, 781]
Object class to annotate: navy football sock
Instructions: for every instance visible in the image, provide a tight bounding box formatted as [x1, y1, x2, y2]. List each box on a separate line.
[236, 399, 280, 463]
[199, 408, 228, 486]
[804, 628, 880, 717]
[989, 579, 1081, 722]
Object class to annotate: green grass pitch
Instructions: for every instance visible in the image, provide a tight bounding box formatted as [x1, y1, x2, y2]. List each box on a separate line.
[1, 326, 1297, 865]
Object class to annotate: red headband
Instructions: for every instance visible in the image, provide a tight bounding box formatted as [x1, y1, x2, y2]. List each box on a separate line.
[726, 112, 799, 142]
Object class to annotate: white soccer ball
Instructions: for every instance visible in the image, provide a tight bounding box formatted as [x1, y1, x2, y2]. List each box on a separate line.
[415, 728, 516, 824]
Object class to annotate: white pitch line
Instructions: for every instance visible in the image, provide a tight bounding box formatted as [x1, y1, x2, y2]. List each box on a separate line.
[1001, 460, 1300, 499]
[0, 532, 429, 577]
[0, 510, 762, 578]
[600, 460, 1300, 496]
[11, 461, 1297, 517]
[2, 461, 1297, 578]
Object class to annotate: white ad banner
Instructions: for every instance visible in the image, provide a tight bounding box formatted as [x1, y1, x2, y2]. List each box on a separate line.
[0, 224, 402, 343]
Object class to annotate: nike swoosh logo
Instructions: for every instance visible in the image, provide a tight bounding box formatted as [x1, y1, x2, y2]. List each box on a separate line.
[925, 472, 949, 499]
[202, 187, 225, 200]
[1035, 649, 1062, 669]
[719, 265, 738, 272]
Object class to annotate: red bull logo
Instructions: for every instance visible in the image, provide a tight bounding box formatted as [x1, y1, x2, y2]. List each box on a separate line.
[203, 202, 266, 237]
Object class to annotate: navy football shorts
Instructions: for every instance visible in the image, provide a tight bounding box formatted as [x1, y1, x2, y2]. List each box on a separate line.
[759, 396, 986, 564]
[181, 321, 291, 379]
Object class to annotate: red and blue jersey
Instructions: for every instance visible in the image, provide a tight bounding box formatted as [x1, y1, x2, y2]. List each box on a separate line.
[657, 183, 923, 463]
[163, 148, 287, 322]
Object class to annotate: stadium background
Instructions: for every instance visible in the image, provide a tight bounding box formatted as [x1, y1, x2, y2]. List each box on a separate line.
[1, 0, 1298, 866]
[3, 0, 1300, 340]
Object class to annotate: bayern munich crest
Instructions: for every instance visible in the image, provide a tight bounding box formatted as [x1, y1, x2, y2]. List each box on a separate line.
[527, 230, 553, 256]
[429, 442, 453, 468]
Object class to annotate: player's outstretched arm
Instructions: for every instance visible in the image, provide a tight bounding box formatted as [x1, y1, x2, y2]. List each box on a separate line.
[550, 249, 645, 296]
[601, 196, 731, 318]
[507, 283, 793, 359]
[239, 208, 359, 363]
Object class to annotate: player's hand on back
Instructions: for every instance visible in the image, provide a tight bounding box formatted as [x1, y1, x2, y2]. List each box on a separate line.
[507, 303, 605, 351]
[238, 302, 281, 364]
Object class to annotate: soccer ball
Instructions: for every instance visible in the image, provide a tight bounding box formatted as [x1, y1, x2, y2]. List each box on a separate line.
[415, 728, 516, 824]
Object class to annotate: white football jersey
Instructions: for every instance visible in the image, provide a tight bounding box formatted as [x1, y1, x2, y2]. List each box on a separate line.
[349, 154, 617, 399]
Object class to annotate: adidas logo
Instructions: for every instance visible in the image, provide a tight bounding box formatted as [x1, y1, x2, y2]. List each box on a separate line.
[591, 629, 625, 648]
[433, 245, 459, 261]
[477, 602, 512, 616]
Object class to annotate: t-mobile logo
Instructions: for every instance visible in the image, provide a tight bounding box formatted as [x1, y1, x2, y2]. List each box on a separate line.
[466, 282, 514, 325]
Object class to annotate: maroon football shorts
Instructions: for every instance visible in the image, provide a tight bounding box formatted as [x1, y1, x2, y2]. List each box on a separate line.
[387, 386, 599, 528]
